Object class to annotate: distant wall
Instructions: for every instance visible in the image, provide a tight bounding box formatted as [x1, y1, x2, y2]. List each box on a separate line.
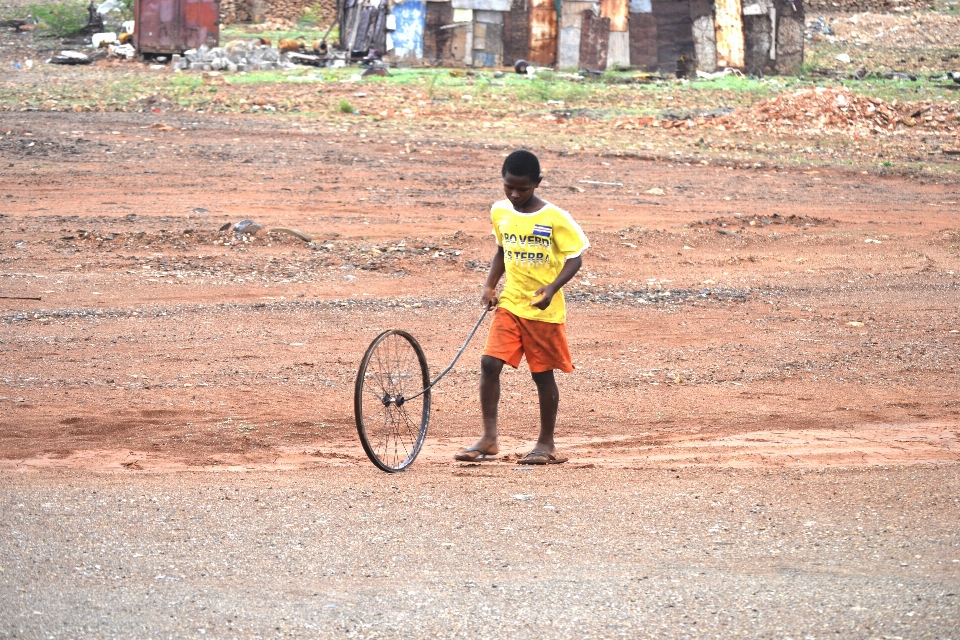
[221, 0, 337, 26]
[803, 0, 927, 13]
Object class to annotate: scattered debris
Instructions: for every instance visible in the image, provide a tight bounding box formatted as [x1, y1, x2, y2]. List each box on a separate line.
[579, 180, 624, 187]
[175, 42, 297, 72]
[49, 51, 93, 65]
[232, 219, 263, 235]
[805, 17, 835, 38]
[696, 68, 743, 80]
[270, 228, 312, 242]
[108, 43, 136, 60]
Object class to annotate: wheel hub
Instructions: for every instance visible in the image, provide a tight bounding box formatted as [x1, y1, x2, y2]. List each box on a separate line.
[382, 395, 405, 407]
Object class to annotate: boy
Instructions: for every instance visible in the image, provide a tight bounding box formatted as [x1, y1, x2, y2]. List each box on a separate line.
[455, 150, 589, 465]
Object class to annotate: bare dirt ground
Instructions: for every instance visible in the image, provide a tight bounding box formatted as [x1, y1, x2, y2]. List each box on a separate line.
[1, 15, 960, 638]
[1, 109, 958, 472]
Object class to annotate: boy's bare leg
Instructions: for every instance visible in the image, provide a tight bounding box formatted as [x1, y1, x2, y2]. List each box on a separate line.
[530, 369, 558, 454]
[464, 355, 504, 455]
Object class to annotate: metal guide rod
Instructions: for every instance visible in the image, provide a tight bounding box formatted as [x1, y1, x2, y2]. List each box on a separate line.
[404, 305, 491, 402]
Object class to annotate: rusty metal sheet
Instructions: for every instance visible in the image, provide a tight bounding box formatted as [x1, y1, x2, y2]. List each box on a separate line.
[183, 0, 218, 50]
[691, 13, 716, 71]
[424, 0, 454, 60]
[628, 11, 656, 70]
[136, 0, 219, 54]
[600, 0, 628, 32]
[502, 0, 529, 66]
[528, 0, 556, 65]
[651, 0, 694, 72]
[579, 9, 609, 71]
[743, 13, 772, 75]
[714, 0, 744, 68]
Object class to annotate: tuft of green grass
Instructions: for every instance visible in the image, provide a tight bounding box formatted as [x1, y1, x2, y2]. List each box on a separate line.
[29, 0, 87, 37]
[339, 98, 354, 114]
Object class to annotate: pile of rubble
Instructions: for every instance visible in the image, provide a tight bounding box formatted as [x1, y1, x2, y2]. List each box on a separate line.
[752, 87, 900, 131]
[746, 87, 959, 135]
[175, 41, 297, 72]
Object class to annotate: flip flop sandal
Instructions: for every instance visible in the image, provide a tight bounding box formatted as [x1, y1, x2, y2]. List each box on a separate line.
[518, 451, 568, 465]
[454, 447, 499, 462]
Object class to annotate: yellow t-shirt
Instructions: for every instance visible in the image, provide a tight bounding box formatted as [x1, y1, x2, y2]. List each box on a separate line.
[491, 199, 589, 324]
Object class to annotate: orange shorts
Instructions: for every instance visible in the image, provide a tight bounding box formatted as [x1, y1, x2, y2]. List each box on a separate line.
[483, 307, 574, 373]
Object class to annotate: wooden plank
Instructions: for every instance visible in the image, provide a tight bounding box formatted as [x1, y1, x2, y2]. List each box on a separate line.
[688, 0, 711, 19]
[423, 0, 454, 60]
[714, 0, 744, 68]
[606, 29, 629, 67]
[475, 9, 504, 23]
[559, 26, 581, 69]
[600, 0, 628, 32]
[451, 0, 511, 10]
[450, 22, 470, 60]
[559, 1, 592, 69]
[743, 13, 772, 75]
[775, 13, 802, 74]
[561, 1, 595, 29]
[628, 11, 656, 70]
[483, 19, 504, 55]
[502, 0, 529, 65]
[652, 0, 693, 72]
[774, 0, 803, 75]
[529, 0, 556, 65]
[691, 13, 716, 72]
[579, 9, 609, 71]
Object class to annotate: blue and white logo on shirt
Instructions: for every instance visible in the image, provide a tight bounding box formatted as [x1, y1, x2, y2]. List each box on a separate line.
[532, 224, 552, 238]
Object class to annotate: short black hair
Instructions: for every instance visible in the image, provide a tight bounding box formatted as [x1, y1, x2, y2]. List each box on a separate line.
[502, 150, 541, 181]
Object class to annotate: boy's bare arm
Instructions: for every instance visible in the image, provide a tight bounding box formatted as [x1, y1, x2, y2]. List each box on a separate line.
[532, 255, 583, 310]
[481, 246, 506, 309]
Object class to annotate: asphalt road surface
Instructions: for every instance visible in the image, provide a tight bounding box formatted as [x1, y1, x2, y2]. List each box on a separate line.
[1, 465, 958, 639]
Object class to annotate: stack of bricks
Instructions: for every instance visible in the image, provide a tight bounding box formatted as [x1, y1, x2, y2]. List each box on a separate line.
[803, 0, 929, 12]
[221, 0, 337, 26]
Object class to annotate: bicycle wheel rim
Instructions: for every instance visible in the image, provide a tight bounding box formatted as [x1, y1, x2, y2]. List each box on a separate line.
[354, 329, 431, 472]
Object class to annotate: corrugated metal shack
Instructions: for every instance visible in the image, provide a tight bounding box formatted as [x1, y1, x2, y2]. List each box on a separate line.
[345, 0, 802, 74]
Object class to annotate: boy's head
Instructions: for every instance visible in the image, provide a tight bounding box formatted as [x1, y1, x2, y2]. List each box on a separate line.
[501, 150, 542, 209]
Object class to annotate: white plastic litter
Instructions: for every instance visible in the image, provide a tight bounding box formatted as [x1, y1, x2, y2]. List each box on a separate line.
[109, 43, 136, 59]
[92, 32, 117, 48]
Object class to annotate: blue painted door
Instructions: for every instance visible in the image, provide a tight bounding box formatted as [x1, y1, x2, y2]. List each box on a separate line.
[390, 0, 426, 59]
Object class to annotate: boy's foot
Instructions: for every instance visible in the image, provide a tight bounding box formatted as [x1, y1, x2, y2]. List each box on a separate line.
[454, 447, 499, 462]
[518, 450, 568, 465]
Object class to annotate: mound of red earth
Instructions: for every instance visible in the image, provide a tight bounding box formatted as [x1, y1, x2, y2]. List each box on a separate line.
[747, 87, 959, 134]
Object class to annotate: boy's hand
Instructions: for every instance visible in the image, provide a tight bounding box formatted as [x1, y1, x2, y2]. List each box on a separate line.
[531, 285, 556, 310]
[481, 286, 499, 310]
